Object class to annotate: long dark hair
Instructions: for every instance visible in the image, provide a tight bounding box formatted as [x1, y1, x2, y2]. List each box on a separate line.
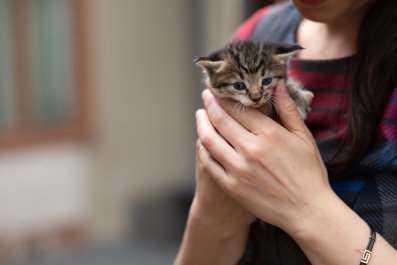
[330, 0, 397, 175]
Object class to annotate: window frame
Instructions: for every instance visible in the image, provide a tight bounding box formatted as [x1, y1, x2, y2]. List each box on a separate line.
[0, 0, 92, 149]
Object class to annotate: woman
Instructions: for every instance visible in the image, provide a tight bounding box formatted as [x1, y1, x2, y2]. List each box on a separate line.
[175, 0, 397, 264]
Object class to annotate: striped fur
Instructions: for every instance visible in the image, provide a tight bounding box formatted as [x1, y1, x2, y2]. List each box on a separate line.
[195, 40, 311, 118]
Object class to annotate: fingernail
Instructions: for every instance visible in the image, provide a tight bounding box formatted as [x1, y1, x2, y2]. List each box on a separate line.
[202, 89, 211, 100]
[195, 109, 204, 119]
[202, 90, 215, 106]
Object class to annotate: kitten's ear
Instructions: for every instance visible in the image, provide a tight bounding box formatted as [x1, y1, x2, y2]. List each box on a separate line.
[194, 59, 225, 74]
[194, 49, 226, 74]
[274, 43, 303, 63]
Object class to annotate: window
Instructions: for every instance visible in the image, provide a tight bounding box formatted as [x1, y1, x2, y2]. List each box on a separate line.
[0, 0, 91, 148]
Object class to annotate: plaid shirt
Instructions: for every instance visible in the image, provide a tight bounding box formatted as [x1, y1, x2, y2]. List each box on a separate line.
[233, 2, 397, 264]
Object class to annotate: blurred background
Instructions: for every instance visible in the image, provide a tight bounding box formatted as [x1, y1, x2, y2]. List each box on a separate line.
[0, 0, 275, 264]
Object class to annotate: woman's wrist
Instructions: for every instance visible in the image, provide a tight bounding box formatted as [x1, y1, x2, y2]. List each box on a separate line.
[174, 199, 251, 265]
[189, 198, 253, 240]
[284, 189, 371, 265]
[287, 189, 364, 238]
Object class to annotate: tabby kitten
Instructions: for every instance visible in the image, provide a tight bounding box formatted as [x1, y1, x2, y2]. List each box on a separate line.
[195, 40, 310, 119]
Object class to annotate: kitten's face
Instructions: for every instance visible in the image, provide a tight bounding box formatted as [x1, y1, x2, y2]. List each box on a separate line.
[195, 41, 301, 107]
[211, 66, 280, 108]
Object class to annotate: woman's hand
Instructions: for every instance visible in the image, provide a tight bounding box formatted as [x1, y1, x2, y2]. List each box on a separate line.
[177, 80, 397, 265]
[195, 80, 397, 265]
[196, 80, 330, 234]
[190, 139, 256, 236]
[173, 141, 255, 265]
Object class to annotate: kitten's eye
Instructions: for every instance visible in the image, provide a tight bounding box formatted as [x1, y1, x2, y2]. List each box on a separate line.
[233, 82, 247, 90]
[262, 77, 273, 86]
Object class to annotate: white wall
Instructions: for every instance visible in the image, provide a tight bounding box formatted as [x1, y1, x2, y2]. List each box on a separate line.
[87, 0, 246, 242]
[202, 0, 245, 51]
[0, 144, 89, 238]
[88, 0, 196, 241]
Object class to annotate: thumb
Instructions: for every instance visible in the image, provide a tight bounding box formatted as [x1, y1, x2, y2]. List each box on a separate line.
[274, 80, 308, 134]
[302, 90, 314, 105]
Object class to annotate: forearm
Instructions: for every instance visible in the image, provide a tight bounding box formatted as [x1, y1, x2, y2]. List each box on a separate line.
[174, 200, 250, 265]
[288, 192, 397, 265]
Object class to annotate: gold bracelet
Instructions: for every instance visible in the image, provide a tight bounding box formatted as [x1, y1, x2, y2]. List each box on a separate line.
[360, 228, 376, 265]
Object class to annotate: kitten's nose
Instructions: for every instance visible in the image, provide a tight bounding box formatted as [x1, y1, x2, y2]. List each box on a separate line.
[251, 97, 261, 103]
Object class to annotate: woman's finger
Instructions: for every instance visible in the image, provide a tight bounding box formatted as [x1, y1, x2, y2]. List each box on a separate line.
[202, 89, 278, 135]
[201, 90, 255, 149]
[274, 80, 310, 136]
[302, 90, 314, 105]
[196, 109, 241, 169]
[197, 141, 230, 188]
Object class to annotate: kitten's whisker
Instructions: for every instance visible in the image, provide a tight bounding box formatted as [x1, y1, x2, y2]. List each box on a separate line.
[232, 103, 238, 114]
[269, 96, 276, 105]
[238, 103, 245, 117]
[238, 103, 248, 117]
[232, 102, 242, 117]
[265, 96, 277, 115]
[266, 101, 274, 114]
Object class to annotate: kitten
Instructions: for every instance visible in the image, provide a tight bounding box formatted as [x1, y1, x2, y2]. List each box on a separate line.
[194, 40, 311, 119]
